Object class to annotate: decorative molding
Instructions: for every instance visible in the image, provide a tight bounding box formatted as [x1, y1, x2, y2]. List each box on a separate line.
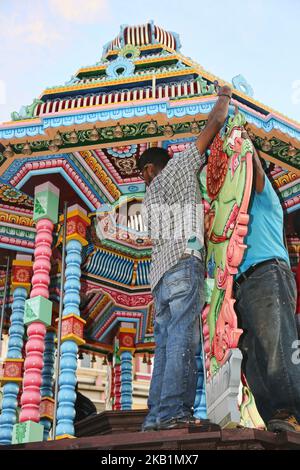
[2, 98, 300, 146]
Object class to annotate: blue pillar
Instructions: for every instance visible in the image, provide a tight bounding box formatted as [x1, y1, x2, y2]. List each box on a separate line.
[56, 239, 82, 438]
[193, 342, 207, 419]
[0, 287, 27, 445]
[40, 329, 56, 440]
[56, 340, 78, 437]
[120, 351, 133, 410]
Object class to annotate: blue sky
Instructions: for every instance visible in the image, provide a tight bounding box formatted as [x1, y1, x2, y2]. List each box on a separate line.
[0, 0, 299, 124]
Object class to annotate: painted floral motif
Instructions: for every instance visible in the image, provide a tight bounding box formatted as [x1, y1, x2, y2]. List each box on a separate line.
[67, 220, 76, 235]
[5, 363, 20, 377]
[34, 197, 46, 216]
[77, 221, 86, 237]
[73, 321, 83, 337]
[107, 144, 138, 159]
[122, 335, 134, 348]
[15, 422, 27, 444]
[61, 318, 72, 336]
[15, 268, 31, 283]
[110, 157, 138, 176]
[0, 184, 33, 208]
[207, 133, 228, 199]
[40, 399, 54, 418]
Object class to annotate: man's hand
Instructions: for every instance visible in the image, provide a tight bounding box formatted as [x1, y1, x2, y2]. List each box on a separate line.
[196, 85, 232, 155]
[219, 85, 232, 97]
[241, 129, 265, 193]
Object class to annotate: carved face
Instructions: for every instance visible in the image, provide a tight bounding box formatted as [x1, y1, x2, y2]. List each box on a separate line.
[226, 127, 242, 153]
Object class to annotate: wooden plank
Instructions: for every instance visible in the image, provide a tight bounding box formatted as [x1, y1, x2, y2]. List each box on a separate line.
[1, 419, 300, 451]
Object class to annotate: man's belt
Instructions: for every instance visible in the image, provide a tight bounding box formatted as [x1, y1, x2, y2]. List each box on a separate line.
[235, 258, 283, 287]
[182, 248, 205, 262]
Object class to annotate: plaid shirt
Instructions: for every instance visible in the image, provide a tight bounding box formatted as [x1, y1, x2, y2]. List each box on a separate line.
[142, 142, 206, 291]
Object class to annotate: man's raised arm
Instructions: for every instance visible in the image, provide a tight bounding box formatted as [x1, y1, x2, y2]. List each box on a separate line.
[195, 85, 232, 155]
[172, 85, 233, 173]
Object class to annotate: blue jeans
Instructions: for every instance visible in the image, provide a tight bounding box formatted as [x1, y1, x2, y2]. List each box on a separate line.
[234, 259, 300, 423]
[143, 255, 205, 427]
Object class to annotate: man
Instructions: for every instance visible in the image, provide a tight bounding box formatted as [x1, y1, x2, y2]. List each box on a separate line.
[234, 132, 300, 432]
[138, 85, 232, 431]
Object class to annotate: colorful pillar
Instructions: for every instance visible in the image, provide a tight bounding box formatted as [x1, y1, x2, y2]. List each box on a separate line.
[16, 342, 26, 410]
[118, 323, 136, 411]
[112, 337, 121, 410]
[0, 255, 33, 445]
[104, 357, 113, 410]
[110, 355, 116, 409]
[40, 328, 56, 440]
[55, 204, 90, 439]
[193, 341, 207, 420]
[12, 182, 59, 445]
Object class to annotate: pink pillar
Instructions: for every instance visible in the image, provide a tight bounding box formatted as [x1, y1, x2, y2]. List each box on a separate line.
[13, 182, 59, 444]
[19, 220, 53, 423]
[30, 220, 53, 299]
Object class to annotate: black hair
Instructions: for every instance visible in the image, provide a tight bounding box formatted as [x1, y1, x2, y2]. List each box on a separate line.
[138, 147, 170, 171]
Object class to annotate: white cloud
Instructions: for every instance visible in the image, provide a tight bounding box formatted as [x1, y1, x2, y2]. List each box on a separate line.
[16, 18, 63, 46]
[0, 13, 63, 47]
[49, 0, 109, 23]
